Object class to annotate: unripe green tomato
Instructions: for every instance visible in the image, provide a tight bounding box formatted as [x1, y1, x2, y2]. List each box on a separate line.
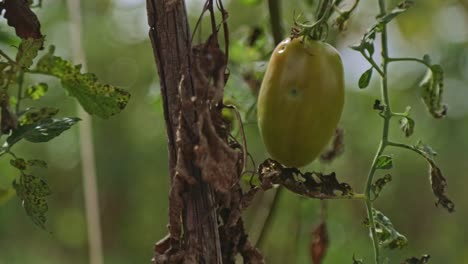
[257, 37, 345, 167]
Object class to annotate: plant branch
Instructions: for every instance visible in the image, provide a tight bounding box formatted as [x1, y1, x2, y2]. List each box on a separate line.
[16, 71, 24, 114]
[387, 141, 427, 158]
[388, 57, 431, 68]
[362, 1, 392, 263]
[361, 51, 385, 77]
[268, 0, 283, 44]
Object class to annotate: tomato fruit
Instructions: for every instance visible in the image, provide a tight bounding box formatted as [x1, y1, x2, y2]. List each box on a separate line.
[257, 37, 344, 167]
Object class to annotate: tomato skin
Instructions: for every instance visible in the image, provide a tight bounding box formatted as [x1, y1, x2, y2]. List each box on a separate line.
[257, 37, 345, 167]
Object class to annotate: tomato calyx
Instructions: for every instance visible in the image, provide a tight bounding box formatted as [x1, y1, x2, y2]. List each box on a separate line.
[291, 0, 334, 41]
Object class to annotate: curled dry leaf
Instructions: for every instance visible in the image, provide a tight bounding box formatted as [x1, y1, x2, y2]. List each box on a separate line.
[194, 110, 241, 193]
[258, 159, 353, 198]
[428, 160, 455, 213]
[2, 0, 42, 39]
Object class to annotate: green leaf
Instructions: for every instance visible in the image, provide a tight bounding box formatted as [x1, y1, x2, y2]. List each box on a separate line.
[16, 37, 44, 69]
[34, 46, 130, 118]
[403, 254, 430, 264]
[372, 209, 408, 249]
[419, 65, 446, 118]
[375, 155, 393, 170]
[399, 117, 415, 137]
[371, 174, 392, 200]
[25, 82, 48, 100]
[7, 117, 80, 146]
[18, 107, 59, 125]
[358, 68, 373, 89]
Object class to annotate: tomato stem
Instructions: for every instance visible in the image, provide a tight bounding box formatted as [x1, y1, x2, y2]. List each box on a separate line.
[360, 51, 385, 77]
[363, 1, 392, 264]
[293, 0, 335, 41]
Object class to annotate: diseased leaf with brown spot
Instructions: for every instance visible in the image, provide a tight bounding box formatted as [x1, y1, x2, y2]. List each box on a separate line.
[16, 37, 44, 68]
[18, 107, 59, 125]
[3, 0, 42, 39]
[402, 254, 430, 264]
[310, 221, 329, 264]
[25, 82, 48, 100]
[371, 174, 392, 201]
[10, 158, 27, 170]
[35, 46, 130, 118]
[22, 174, 51, 197]
[27, 159, 47, 168]
[410, 142, 454, 212]
[399, 116, 415, 137]
[419, 65, 447, 118]
[370, 209, 408, 249]
[258, 159, 353, 198]
[428, 161, 455, 213]
[13, 172, 51, 229]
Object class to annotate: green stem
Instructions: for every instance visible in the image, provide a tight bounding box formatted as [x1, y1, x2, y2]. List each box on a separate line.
[387, 141, 427, 158]
[361, 51, 385, 77]
[363, 1, 392, 263]
[16, 71, 24, 114]
[364, 141, 386, 264]
[349, 0, 361, 13]
[0, 50, 15, 64]
[388, 57, 431, 68]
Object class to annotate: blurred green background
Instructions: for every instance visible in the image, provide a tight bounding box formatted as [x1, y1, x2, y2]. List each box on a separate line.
[1, 0, 467, 263]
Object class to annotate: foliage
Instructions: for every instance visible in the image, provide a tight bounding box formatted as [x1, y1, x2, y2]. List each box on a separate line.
[248, 0, 455, 263]
[0, 0, 129, 229]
